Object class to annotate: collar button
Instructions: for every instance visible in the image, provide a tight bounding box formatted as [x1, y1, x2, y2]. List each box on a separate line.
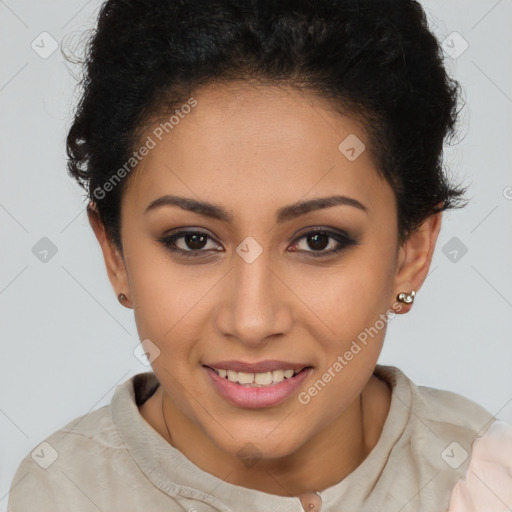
[299, 491, 322, 512]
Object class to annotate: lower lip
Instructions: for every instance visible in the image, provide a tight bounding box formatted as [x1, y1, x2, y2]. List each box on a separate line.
[204, 366, 313, 409]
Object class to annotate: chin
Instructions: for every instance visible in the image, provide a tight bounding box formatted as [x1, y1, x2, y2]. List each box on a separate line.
[214, 427, 305, 461]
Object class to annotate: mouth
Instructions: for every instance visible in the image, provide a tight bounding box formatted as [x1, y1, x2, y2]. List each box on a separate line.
[202, 362, 314, 408]
[205, 365, 308, 387]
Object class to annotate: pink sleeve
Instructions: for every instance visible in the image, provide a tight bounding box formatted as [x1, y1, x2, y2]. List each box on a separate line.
[448, 420, 512, 512]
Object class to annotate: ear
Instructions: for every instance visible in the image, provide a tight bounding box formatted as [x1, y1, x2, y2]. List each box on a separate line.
[87, 202, 132, 308]
[393, 211, 442, 313]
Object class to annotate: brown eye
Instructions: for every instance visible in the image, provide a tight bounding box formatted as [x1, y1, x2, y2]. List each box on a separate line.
[181, 233, 208, 251]
[306, 232, 330, 251]
[290, 229, 357, 257]
[158, 230, 222, 257]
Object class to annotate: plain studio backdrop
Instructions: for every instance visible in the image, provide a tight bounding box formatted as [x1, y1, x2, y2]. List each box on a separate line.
[0, 0, 511, 508]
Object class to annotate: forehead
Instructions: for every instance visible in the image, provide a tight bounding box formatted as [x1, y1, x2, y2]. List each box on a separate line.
[122, 83, 393, 218]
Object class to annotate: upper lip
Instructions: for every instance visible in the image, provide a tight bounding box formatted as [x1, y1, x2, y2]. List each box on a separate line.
[203, 360, 312, 373]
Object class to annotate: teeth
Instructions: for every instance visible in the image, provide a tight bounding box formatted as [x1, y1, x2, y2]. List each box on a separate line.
[237, 372, 254, 384]
[213, 367, 303, 386]
[272, 369, 284, 382]
[255, 372, 273, 385]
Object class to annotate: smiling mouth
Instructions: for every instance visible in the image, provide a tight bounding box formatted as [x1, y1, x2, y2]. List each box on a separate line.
[204, 366, 311, 387]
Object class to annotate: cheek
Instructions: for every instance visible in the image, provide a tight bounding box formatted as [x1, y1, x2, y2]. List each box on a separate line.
[126, 241, 194, 339]
[128, 249, 221, 366]
[303, 242, 397, 337]
[132, 272, 209, 345]
[299, 245, 397, 399]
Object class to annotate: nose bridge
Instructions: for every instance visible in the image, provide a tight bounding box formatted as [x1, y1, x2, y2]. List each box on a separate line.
[215, 242, 290, 345]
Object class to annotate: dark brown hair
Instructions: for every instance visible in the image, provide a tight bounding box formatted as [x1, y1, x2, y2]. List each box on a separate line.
[66, 0, 465, 249]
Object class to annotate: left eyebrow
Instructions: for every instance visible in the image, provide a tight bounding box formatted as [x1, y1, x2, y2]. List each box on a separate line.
[144, 194, 368, 223]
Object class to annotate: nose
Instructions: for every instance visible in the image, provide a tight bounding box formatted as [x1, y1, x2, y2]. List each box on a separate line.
[214, 246, 293, 347]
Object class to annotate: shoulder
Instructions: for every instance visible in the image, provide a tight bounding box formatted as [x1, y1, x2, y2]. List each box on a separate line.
[376, 364, 496, 435]
[34, 399, 126, 456]
[369, 365, 501, 510]
[7, 383, 136, 511]
[415, 383, 494, 429]
[412, 382, 498, 456]
[411, 379, 497, 468]
[376, 365, 497, 479]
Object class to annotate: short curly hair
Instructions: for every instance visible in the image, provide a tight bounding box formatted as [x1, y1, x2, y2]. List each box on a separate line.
[66, 0, 465, 250]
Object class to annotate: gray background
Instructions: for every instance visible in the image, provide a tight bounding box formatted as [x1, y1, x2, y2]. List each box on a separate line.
[1, 0, 511, 507]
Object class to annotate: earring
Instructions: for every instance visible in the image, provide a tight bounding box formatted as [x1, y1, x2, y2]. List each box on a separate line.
[118, 293, 128, 304]
[397, 290, 416, 304]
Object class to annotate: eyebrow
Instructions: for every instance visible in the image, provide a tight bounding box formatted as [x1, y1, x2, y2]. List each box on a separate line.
[144, 194, 368, 223]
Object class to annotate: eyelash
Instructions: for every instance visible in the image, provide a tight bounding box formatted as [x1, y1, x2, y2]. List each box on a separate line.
[157, 228, 358, 259]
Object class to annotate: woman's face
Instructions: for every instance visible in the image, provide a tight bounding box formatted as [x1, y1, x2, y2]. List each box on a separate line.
[107, 83, 416, 459]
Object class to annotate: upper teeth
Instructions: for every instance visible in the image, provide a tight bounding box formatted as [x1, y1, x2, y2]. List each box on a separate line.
[213, 368, 302, 386]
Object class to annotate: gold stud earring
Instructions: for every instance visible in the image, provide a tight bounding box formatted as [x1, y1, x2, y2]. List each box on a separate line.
[397, 290, 416, 304]
[118, 293, 128, 304]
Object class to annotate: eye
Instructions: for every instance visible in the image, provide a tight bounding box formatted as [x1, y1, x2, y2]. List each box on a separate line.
[157, 230, 222, 258]
[158, 227, 357, 260]
[289, 229, 357, 257]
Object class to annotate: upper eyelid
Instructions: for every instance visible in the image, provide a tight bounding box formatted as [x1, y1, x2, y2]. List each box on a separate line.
[292, 226, 353, 239]
[161, 228, 355, 251]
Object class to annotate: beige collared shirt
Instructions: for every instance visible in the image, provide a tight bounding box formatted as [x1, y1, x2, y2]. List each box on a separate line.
[7, 365, 496, 512]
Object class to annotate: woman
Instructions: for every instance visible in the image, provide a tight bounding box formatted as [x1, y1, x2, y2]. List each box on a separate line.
[8, 0, 512, 511]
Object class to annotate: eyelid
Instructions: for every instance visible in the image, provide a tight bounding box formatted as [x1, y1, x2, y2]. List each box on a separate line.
[157, 226, 357, 259]
[158, 229, 223, 254]
[291, 225, 354, 242]
[289, 228, 358, 256]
